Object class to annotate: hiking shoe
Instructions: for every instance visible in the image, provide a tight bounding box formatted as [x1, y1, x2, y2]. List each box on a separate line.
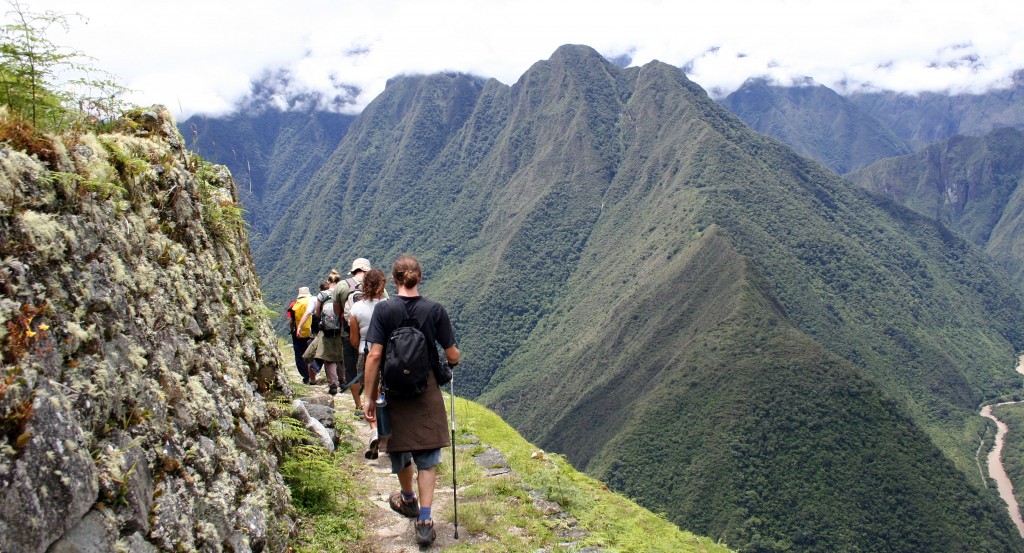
[364, 429, 379, 459]
[308, 374, 317, 385]
[328, 384, 338, 395]
[414, 519, 435, 546]
[354, 408, 364, 420]
[389, 491, 419, 518]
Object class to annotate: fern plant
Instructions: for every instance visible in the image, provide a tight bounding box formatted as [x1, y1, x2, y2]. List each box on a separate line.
[0, 0, 132, 135]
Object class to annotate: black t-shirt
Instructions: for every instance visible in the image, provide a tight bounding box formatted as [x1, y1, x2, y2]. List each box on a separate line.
[366, 296, 456, 370]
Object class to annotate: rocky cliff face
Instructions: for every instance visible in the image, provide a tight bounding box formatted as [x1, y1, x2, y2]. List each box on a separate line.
[0, 107, 293, 552]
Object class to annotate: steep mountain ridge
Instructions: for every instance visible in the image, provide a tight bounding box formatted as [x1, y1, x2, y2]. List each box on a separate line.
[721, 78, 913, 173]
[251, 45, 1024, 550]
[849, 72, 1024, 150]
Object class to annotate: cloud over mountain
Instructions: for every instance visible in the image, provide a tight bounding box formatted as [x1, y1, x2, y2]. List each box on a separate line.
[28, 0, 1024, 117]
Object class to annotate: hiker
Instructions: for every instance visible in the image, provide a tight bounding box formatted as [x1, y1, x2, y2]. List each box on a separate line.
[332, 258, 376, 416]
[302, 280, 331, 383]
[349, 268, 387, 458]
[299, 272, 345, 391]
[362, 255, 460, 546]
[286, 286, 314, 383]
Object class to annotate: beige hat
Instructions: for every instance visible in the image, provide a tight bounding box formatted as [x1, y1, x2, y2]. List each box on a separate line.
[350, 258, 372, 274]
[297, 286, 311, 298]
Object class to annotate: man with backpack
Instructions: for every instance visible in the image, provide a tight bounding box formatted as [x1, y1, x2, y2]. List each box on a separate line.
[362, 255, 460, 546]
[332, 258, 379, 415]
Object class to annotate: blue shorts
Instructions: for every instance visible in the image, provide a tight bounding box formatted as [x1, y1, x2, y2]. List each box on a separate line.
[389, 448, 443, 474]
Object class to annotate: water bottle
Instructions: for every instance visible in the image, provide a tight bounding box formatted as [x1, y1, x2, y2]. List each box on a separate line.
[376, 393, 390, 437]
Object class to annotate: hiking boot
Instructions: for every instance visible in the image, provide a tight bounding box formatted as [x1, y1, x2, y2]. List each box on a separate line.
[328, 384, 338, 395]
[414, 519, 435, 546]
[389, 491, 419, 518]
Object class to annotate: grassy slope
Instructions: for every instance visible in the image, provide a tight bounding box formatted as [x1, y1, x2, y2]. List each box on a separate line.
[454, 397, 733, 552]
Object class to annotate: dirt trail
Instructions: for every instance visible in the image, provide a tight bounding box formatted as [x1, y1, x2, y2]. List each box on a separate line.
[979, 355, 1024, 540]
[335, 391, 482, 552]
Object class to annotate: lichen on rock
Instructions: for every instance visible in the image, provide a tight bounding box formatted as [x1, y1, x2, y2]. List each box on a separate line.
[0, 106, 294, 553]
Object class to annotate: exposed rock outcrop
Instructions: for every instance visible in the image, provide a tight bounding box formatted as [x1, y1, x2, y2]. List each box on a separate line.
[0, 107, 293, 552]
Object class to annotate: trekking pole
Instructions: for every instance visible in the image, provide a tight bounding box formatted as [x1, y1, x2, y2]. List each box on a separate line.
[448, 363, 459, 539]
[338, 370, 363, 393]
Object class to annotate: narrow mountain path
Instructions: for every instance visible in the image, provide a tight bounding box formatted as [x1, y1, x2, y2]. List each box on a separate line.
[979, 355, 1024, 540]
[328, 387, 602, 552]
[337, 388, 480, 551]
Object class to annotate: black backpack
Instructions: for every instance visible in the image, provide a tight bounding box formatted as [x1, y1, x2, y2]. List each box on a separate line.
[381, 300, 433, 398]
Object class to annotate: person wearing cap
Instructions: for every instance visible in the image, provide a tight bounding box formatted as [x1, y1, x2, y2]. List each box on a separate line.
[332, 258, 384, 414]
[286, 286, 314, 384]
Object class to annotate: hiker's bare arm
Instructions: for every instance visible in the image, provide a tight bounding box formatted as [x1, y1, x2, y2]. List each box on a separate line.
[296, 311, 311, 336]
[296, 299, 318, 335]
[362, 343, 384, 410]
[444, 345, 460, 367]
[349, 316, 360, 348]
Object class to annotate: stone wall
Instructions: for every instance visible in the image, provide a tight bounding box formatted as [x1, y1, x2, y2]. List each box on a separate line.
[0, 107, 294, 552]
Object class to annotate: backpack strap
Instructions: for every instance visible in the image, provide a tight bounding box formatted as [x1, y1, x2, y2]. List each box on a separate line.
[315, 290, 328, 315]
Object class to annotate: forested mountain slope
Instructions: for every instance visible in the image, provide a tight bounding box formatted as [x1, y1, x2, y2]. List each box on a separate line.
[846, 127, 1024, 287]
[721, 78, 912, 173]
[180, 109, 354, 248]
[254, 45, 1024, 551]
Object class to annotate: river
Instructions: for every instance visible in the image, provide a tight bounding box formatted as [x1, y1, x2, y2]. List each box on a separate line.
[980, 355, 1024, 539]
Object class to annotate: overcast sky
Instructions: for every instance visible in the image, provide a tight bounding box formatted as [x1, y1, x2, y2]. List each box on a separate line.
[17, 0, 1024, 119]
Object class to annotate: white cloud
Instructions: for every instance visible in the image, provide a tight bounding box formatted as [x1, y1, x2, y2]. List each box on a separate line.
[18, 0, 1024, 118]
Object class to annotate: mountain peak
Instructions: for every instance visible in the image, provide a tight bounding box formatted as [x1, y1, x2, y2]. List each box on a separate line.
[550, 43, 606, 61]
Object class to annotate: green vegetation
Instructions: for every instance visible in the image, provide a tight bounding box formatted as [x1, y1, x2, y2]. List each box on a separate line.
[849, 86, 1024, 151]
[268, 404, 362, 552]
[721, 78, 912, 174]
[179, 109, 355, 250]
[272, 341, 729, 552]
[848, 127, 1024, 287]
[0, 0, 131, 134]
